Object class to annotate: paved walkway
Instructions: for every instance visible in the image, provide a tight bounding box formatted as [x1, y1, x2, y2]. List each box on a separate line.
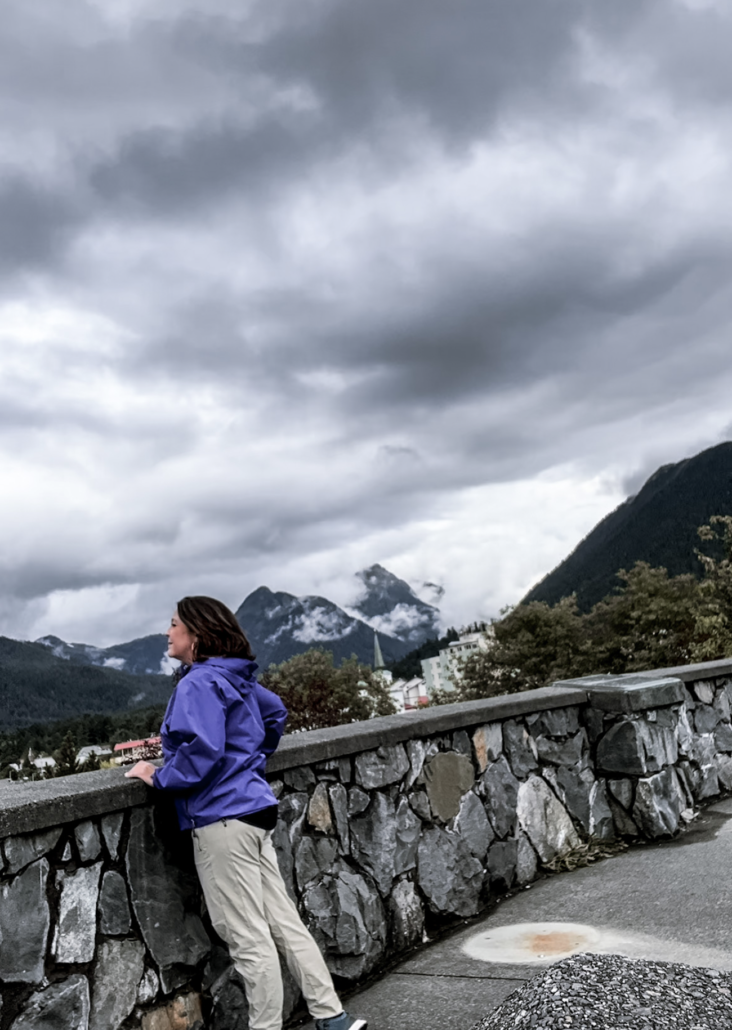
[296, 798, 732, 1030]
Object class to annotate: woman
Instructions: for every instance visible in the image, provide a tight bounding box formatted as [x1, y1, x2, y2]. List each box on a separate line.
[126, 596, 367, 1030]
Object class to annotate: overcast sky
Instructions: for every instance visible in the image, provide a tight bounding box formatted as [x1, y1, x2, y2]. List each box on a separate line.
[2, 0, 732, 646]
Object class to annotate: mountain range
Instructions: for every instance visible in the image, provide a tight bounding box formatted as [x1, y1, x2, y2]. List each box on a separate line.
[524, 441, 732, 610]
[34, 564, 441, 677]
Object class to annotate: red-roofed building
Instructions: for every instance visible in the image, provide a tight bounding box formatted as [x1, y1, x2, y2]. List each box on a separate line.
[113, 736, 162, 764]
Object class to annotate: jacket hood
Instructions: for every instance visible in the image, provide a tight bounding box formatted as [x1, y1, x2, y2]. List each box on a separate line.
[200, 656, 260, 680]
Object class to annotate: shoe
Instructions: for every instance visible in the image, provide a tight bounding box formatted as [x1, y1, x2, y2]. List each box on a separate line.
[315, 1012, 368, 1030]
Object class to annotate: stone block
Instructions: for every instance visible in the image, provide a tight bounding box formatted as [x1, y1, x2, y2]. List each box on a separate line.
[337, 755, 352, 783]
[607, 795, 639, 838]
[99, 869, 132, 936]
[583, 676, 684, 712]
[632, 768, 682, 838]
[482, 755, 519, 839]
[3, 827, 62, 875]
[589, 780, 615, 840]
[452, 730, 471, 756]
[388, 879, 424, 952]
[694, 705, 721, 734]
[295, 837, 338, 891]
[535, 729, 586, 767]
[715, 723, 732, 753]
[0, 858, 50, 983]
[100, 811, 124, 860]
[307, 782, 333, 834]
[302, 868, 387, 980]
[328, 782, 349, 853]
[716, 754, 732, 791]
[691, 733, 716, 767]
[698, 764, 720, 800]
[517, 775, 580, 864]
[693, 681, 715, 704]
[90, 938, 145, 1030]
[405, 739, 426, 788]
[676, 706, 694, 756]
[126, 807, 210, 993]
[516, 831, 538, 885]
[607, 777, 634, 810]
[714, 689, 731, 722]
[350, 792, 396, 894]
[532, 707, 580, 739]
[138, 967, 160, 1006]
[486, 840, 517, 891]
[417, 827, 483, 917]
[546, 766, 594, 834]
[348, 787, 370, 815]
[53, 862, 103, 963]
[205, 953, 249, 1030]
[283, 766, 316, 791]
[583, 708, 606, 744]
[354, 744, 409, 789]
[272, 793, 307, 903]
[597, 719, 676, 776]
[472, 723, 503, 772]
[9, 974, 89, 1030]
[451, 790, 493, 861]
[141, 992, 203, 1030]
[75, 819, 102, 862]
[422, 751, 474, 822]
[503, 720, 539, 778]
[408, 791, 431, 822]
[394, 796, 421, 874]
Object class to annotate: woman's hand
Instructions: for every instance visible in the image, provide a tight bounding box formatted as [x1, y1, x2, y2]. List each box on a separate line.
[124, 761, 157, 786]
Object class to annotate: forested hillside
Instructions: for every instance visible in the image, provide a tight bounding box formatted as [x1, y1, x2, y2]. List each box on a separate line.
[525, 442, 732, 610]
[0, 636, 172, 729]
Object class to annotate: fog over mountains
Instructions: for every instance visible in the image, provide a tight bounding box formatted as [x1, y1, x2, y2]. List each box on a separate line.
[35, 565, 441, 674]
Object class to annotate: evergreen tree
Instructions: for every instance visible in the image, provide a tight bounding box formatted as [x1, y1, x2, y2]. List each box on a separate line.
[54, 731, 79, 777]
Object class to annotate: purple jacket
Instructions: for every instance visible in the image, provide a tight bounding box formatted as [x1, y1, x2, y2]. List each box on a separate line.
[152, 656, 287, 830]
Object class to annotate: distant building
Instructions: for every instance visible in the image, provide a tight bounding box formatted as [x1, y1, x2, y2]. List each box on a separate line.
[421, 628, 493, 696]
[390, 676, 429, 711]
[113, 736, 162, 764]
[77, 745, 112, 764]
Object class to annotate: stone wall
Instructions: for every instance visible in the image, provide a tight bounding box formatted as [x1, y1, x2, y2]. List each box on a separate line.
[1, 658, 732, 1029]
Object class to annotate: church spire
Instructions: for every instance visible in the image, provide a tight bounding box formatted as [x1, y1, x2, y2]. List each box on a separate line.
[374, 632, 385, 670]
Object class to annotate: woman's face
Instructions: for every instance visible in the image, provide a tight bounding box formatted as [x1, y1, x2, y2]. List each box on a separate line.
[167, 611, 197, 664]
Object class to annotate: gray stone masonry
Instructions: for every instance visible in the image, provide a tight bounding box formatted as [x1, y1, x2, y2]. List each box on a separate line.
[0, 658, 731, 1029]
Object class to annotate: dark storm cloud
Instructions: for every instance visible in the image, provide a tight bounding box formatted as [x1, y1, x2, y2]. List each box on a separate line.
[0, 177, 82, 273]
[2, 0, 732, 641]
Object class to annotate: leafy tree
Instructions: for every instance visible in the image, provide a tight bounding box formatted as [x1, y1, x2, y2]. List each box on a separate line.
[586, 563, 702, 673]
[261, 649, 396, 732]
[692, 515, 732, 661]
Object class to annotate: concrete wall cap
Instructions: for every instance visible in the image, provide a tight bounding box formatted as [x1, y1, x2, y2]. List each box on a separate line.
[553, 675, 686, 712]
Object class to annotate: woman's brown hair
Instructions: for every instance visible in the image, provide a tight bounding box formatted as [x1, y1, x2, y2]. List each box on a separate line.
[176, 596, 255, 662]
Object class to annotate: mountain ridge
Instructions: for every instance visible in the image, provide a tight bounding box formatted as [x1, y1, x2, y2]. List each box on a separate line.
[33, 564, 441, 676]
[524, 441, 732, 610]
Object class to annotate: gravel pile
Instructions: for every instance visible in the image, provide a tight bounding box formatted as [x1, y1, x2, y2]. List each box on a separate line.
[469, 953, 732, 1030]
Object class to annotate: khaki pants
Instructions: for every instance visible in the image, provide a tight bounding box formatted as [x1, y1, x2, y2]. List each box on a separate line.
[193, 819, 342, 1030]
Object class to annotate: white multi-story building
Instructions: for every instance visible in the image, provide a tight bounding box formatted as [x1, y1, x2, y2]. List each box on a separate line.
[421, 628, 493, 697]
